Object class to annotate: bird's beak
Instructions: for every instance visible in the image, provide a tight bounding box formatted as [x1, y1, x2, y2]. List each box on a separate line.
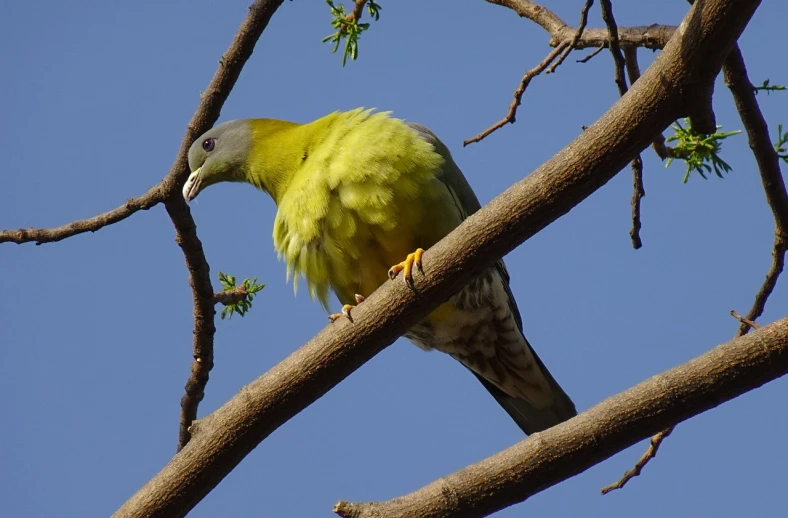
[183, 167, 202, 202]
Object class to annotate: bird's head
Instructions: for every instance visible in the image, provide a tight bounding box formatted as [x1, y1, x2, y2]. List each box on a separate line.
[183, 120, 252, 202]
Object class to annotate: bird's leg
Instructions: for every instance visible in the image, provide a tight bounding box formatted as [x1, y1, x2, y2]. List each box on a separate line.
[328, 294, 366, 323]
[388, 248, 425, 289]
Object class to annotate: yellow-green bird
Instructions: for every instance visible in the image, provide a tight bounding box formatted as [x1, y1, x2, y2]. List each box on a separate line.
[183, 108, 576, 434]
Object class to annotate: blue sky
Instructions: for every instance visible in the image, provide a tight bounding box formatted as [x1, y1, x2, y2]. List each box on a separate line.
[2, 1, 787, 516]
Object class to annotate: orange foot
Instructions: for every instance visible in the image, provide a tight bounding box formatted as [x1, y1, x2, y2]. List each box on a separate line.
[328, 294, 366, 323]
[388, 248, 425, 289]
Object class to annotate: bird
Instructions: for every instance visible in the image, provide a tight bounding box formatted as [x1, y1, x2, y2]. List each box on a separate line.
[183, 108, 577, 434]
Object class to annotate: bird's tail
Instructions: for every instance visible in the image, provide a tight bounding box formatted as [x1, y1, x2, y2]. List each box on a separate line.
[470, 366, 577, 435]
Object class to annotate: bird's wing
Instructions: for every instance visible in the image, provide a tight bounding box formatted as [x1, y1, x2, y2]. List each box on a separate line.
[407, 122, 577, 433]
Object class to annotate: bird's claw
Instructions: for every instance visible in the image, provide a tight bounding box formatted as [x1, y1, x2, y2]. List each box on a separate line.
[388, 248, 425, 289]
[328, 294, 366, 323]
[329, 304, 355, 323]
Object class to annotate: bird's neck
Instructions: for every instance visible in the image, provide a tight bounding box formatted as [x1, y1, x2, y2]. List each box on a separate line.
[245, 114, 342, 204]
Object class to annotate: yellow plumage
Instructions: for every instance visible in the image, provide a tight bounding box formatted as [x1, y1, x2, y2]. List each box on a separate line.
[263, 109, 458, 309]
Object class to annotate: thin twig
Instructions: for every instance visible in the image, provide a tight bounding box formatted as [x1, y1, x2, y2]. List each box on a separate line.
[736, 243, 787, 332]
[463, 42, 569, 146]
[731, 310, 761, 330]
[599, 0, 627, 97]
[546, 0, 594, 74]
[723, 45, 788, 337]
[623, 47, 645, 249]
[469, 0, 676, 146]
[577, 44, 605, 63]
[622, 46, 641, 89]
[465, 0, 593, 144]
[651, 132, 671, 160]
[599, 4, 645, 251]
[601, 427, 673, 494]
[629, 155, 645, 249]
[0, 187, 164, 245]
[622, 47, 673, 162]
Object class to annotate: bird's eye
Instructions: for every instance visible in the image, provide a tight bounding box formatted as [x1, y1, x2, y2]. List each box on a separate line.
[202, 138, 215, 152]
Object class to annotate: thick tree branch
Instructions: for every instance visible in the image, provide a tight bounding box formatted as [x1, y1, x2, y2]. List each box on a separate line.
[335, 317, 788, 517]
[723, 45, 788, 337]
[113, 1, 760, 515]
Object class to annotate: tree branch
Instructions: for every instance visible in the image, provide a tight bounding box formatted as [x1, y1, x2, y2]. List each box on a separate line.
[335, 317, 788, 517]
[575, 16, 785, 494]
[169, 0, 286, 451]
[599, 0, 627, 97]
[577, 44, 605, 63]
[731, 309, 760, 330]
[463, 42, 569, 146]
[113, 1, 761, 514]
[473, 0, 677, 143]
[0, 0, 282, 251]
[622, 46, 671, 161]
[628, 154, 645, 249]
[600, 426, 673, 494]
[723, 45, 788, 337]
[487, 0, 675, 50]
[486, 0, 568, 37]
[545, 0, 594, 74]
[0, 187, 164, 245]
[345, 0, 370, 22]
[624, 47, 646, 249]
[598, 2, 647, 251]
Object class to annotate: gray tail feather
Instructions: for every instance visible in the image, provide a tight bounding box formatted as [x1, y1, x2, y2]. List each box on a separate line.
[470, 371, 577, 435]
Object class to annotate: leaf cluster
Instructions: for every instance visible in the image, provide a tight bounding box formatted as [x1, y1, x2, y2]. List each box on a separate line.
[666, 118, 741, 183]
[321, 0, 382, 66]
[218, 272, 265, 320]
